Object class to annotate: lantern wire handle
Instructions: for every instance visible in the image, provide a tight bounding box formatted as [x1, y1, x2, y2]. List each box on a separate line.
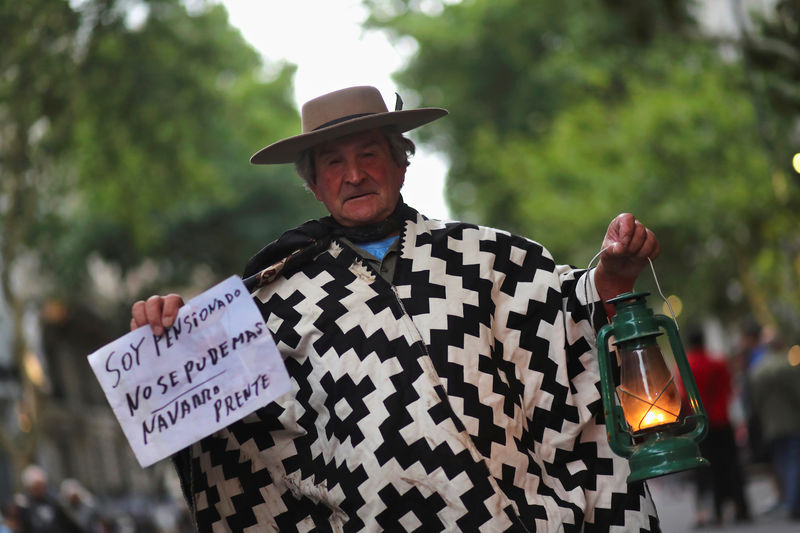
[584, 248, 679, 332]
[646, 257, 679, 330]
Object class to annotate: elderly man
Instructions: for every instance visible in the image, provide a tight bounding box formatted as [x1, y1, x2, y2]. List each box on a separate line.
[14, 465, 83, 533]
[132, 86, 661, 531]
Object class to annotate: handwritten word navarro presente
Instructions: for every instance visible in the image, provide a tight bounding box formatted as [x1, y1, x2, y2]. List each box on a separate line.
[124, 321, 266, 419]
[104, 288, 244, 389]
[142, 373, 272, 445]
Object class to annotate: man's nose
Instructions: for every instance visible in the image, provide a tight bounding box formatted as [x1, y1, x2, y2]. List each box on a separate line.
[343, 161, 365, 184]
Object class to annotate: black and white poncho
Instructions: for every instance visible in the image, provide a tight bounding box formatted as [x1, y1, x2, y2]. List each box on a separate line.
[176, 208, 661, 532]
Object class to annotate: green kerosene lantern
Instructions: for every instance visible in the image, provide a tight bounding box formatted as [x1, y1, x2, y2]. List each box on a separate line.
[596, 292, 710, 482]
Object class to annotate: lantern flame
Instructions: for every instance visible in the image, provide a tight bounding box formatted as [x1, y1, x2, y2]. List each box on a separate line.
[615, 345, 682, 433]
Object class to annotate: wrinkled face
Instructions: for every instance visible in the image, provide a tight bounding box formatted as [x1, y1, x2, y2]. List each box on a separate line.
[310, 129, 406, 227]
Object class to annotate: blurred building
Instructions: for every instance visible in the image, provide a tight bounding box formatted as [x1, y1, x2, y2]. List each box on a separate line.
[0, 300, 176, 506]
[40, 303, 176, 503]
[0, 290, 176, 510]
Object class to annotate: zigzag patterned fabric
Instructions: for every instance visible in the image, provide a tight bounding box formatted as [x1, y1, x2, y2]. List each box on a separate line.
[175, 210, 661, 532]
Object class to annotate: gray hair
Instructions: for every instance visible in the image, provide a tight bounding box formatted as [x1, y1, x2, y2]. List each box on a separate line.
[294, 128, 416, 187]
[21, 465, 47, 490]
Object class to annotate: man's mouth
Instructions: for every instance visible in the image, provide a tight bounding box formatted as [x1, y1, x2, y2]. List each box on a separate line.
[344, 192, 375, 202]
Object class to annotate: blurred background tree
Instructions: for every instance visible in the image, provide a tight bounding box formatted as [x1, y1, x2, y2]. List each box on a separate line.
[0, 0, 322, 495]
[365, 0, 800, 335]
[737, 0, 800, 333]
[1, 0, 81, 478]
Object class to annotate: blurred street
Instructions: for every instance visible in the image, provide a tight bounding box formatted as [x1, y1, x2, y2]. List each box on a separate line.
[650, 466, 800, 533]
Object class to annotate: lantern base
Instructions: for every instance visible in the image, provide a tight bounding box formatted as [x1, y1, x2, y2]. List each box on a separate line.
[627, 433, 709, 483]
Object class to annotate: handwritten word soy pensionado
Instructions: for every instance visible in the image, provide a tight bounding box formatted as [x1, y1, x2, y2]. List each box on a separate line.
[102, 288, 274, 445]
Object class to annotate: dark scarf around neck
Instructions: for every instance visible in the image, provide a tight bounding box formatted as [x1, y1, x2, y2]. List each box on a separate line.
[243, 197, 416, 291]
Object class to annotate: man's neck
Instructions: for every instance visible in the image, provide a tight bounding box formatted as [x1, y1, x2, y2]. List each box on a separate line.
[322, 197, 413, 243]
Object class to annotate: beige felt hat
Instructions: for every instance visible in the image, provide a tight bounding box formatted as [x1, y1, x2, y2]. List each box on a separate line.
[250, 85, 448, 165]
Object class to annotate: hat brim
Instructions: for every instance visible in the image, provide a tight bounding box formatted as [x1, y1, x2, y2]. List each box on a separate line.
[250, 108, 448, 165]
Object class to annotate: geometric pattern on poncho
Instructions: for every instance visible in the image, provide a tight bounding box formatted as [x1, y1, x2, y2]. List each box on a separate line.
[174, 211, 661, 532]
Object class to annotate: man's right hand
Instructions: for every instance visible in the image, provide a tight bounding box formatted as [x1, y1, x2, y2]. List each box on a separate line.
[130, 294, 185, 336]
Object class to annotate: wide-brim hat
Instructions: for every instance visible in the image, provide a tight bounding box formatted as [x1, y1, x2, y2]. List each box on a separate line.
[250, 85, 448, 165]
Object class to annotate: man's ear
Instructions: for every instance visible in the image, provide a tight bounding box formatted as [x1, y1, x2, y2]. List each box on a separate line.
[307, 179, 323, 202]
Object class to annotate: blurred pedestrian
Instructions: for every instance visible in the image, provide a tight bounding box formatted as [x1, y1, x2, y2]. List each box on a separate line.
[0, 502, 22, 533]
[15, 465, 84, 533]
[749, 333, 800, 520]
[681, 327, 751, 527]
[737, 319, 770, 464]
[59, 479, 100, 533]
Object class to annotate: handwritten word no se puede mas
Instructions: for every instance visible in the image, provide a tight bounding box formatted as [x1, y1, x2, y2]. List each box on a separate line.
[124, 320, 266, 445]
[123, 320, 265, 412]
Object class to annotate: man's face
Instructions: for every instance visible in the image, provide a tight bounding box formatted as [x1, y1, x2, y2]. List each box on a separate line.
[29, 480, 47, 499]
[310, 129, 406, 227]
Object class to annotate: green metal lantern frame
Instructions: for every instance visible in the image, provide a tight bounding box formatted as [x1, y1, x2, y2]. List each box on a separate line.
[596, 292, 710, 482]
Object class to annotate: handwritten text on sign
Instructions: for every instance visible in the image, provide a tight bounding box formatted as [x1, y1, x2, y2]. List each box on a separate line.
[88, 276, 290, 467]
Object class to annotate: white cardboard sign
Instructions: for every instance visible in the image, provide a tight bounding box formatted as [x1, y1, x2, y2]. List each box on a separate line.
[88, 275, 290, 467]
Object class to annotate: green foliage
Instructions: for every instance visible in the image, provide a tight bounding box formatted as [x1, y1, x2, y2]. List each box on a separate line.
[7, 0, 325, 305]
[67, 1, 320, 268]
[368, 0, 800, 331]
[738, 0, 800, 328]
[0, 0, 79, 252]
[2, 0, 326, 330]
[744, 0, 800, 123]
